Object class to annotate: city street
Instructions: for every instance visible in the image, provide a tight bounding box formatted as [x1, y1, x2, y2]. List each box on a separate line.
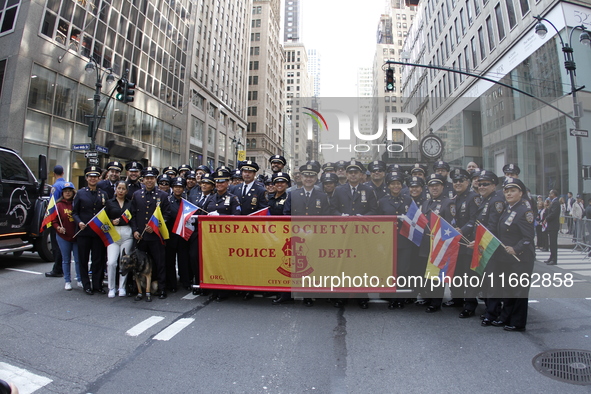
[1, 250, 591, 393]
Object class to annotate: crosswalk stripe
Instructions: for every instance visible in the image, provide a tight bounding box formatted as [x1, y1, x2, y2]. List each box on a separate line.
[153, 318, 194, 341]
[182, 293, 199, 300]
[5, 268, 43, 275]
[0, 361, 52, 394]
[126, 316, 165, 337]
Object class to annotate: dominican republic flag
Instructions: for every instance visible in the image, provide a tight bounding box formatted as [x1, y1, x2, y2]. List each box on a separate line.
[148, 204, 169, 244]
[172, 198, 199, 240]
[40, 195, 57, 232]
[425, 212, 461, 282]
[400, 200, 427, 246]
[248, 207, 270, 216]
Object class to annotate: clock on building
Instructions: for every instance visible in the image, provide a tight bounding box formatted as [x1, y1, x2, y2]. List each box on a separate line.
[420, 134, 443, 159]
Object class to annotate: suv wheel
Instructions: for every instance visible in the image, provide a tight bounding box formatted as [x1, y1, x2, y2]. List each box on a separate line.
[35, 230, 53, 262]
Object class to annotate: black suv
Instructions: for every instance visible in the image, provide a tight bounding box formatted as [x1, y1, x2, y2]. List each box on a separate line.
[0, 146, 52, 261]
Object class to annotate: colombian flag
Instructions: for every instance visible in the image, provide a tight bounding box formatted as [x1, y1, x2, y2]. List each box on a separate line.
[148, 204, 169, 244]
[40, 195, 57, 232]
[471, 224, 501, 275]
[121, 209, 132, 223]
[88, 209, 121, 246]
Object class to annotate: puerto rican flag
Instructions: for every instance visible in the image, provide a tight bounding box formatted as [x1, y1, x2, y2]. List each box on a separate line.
[173, 198, 199, 240]
[427, 212, 461, 280]
[400, 200, 427, 246]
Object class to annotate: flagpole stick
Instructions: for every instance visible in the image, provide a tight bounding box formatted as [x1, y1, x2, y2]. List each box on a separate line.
[72, 208, 105, 238]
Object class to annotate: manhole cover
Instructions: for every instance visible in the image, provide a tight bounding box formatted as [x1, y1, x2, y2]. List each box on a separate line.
[533, 349, 591, 385]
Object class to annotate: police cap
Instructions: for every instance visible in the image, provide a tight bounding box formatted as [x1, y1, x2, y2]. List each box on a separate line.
[178, 164, 192, 173]
[185, 171, 197, 180]
[106, 161, 123, 172]
[450, 168, 470, 181]
[214, 168, 232, 182]
[503, 177, 526, 193]
[386, 171, 405, 184]
[427, 173, 447, 185]
[387, 163, 402, 173]
[125, 161, 143, 172]
[157, 174, 171, 185]
[84, 166, 102, 177]
[347, 159, 366, 172]
[335, 160, 347, 170]
[410, 163, 427, 175]
[300, 162, 320, 176]
[368, 160, 387, 172]
[239, 160, 259, 172]
[272, 172, 291, 184]
[269, 155, 287, 165]
[163, 166, 177, 176]
[407, 176, 425, 188]
[201, 173, 216, 185]
[141, 166, 159, 177]
[502, 163, 521, 175]
[171, 176, 186, 187]
[433, 160, 450, 172]
[195, 164, 212, 174]
[478, 170, 499, 185]
[231, 169, 242, 179]
[320, 172, 339, 184]
[322, 162, 336, 172]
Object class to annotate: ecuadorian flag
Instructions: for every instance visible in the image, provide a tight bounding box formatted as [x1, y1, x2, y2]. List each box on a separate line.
[148, 204, 169, 244]
[471, 224, 501, 275]
[121, 209, 132, 223]
[40, 195, 57, 232]
[89, 209, 121, 247]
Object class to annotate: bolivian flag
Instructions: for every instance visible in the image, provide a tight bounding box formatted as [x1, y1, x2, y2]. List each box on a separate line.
[89, 208, 121, 247]
[471, 224, 501, 275]
[148, 204, 169, 244]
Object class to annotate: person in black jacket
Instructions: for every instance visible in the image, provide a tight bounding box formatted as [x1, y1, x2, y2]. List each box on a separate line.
[97, 161, 123, 199]
[543, 189, 560, 265]
[72, 166, 108, 295]
[125, 161, 144, 199]
[165, 177, 192, 293]
[129, 166, 172, 299]
[232, 160, 268, 215]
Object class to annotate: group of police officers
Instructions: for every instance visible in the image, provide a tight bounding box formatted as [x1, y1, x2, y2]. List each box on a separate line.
[66, 155, 536, 331]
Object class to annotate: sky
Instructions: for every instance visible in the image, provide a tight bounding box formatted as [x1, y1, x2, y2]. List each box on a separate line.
[300, 0, 388, 97]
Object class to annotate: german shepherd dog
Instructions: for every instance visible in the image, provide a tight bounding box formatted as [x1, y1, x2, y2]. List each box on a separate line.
[120, 248, 155, 302]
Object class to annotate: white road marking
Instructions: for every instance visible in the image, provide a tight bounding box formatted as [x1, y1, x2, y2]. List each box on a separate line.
[0, 362, 52, 394]
[528, 300, 539, 303]
[5, 268, 42, 275]
[182, 293, 199, 300]
[126, 316, 165, 337]
[154, 318, 195, 341]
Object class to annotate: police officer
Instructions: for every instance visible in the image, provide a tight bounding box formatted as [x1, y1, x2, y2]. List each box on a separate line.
[178, 164, 192, 178]
[165, 176, 191, 293]
[444, 168, 479, 317]
[408, 176, 427, 207]
[410, 163, 428, 180]
[158, 174, 172, 195]
[98, 161, 123, 199]
[283, 162, 332, 216]
[502, 163, 535, 210]
[475, 170, 507, 326]
[322, 162, 336, 174]
[407, 175, 427, 300]
[419, 173, 455, 312]
[204, 168, 241, 215]
[185, 171, 201, 203]
[377, 171, 414, 309]
[163, 166, 178, 178]
[320, 172, 339, 202]
[72, 166, 108, 295]
[433, 160, 455, 199]
[231, 169, 243, 185]
[195, 164, 211, 183]
[130, 166, 172, 300]
[492, 177, 536, 331]
[233, 160, 268, 215]
[125, 161, 144, 199]
[470, 169, 481, 193]
[365, 160, 388, 200]
[268, 172, 290, 215]
[335, 160, 348, 185]
[269, 155, 287, 174]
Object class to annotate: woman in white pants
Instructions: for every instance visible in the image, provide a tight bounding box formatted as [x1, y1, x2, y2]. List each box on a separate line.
[105, 181, 134, 298]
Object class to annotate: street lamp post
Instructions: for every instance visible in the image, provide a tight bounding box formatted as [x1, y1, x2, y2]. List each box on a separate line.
[230, 135, 243, 167]
[84, 58, 115, 156]
[533, 15, 590, 195]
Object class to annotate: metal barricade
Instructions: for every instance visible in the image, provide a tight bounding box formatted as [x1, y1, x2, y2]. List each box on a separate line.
[572, 218, 591, 258]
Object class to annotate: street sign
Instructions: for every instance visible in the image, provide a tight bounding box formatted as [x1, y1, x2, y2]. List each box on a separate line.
[88, 157, 99, 165]
[238, 150, 246, 161]
[96, 145, 109, 154]
[570, 129, 589, 137]
[85, 151, 98, 158]
[72, 144, 91, 150]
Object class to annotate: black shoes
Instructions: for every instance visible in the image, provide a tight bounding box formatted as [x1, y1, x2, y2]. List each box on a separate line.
[94, 288, 106, 295]
[491, 320, 506, 327]
[442, 300, 463, 308]
[415, 299, 430, 306]
[243, 292, 254, 300]
[272, 295, 293, 305]
[333, 300, 344, 308]
[481, 318, 493, 326]
[459, 310, 475, 318]
[359, 301, 369, 309]
[545, 260, 557, 265]
[159, 291, 167, 299]
[84, 289, 94, 295]
[388, 301, 404, 310]
[503, 325, 526, 332]
[45, 271, 63, 278]
[303, 298, 314, 307]
[425, 305, 441, 313]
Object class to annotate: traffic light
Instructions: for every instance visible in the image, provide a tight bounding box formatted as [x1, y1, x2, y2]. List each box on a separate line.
[386, 68, 395, 92]
[116, 79, 125, 102]
[124, 81, 135, 103]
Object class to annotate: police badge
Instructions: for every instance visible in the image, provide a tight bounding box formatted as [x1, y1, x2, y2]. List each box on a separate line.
[224, 196, 230, 206]
[315, 199, 321, 209]
[251, 196, 257, 205]
[450, 204, 456, 217]
[526, 211, 534, 223]
[360, 190, 367, 203]
[495, 201, 504, 213]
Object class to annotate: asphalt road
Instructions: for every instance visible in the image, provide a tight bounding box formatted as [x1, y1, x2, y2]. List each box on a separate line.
[1, 252, 591, 394]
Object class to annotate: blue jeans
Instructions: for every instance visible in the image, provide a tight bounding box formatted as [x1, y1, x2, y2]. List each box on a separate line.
[57, 236, 80, 283]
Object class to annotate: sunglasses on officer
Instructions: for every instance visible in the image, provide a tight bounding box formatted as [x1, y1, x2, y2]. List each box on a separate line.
[478, 182, 492, 187]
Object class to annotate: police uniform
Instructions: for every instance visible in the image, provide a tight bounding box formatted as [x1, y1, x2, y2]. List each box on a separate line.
[204, 169, 241, 215]
[330, 161, 378, 216]
[129, 166, 172, 298]
[267, 172, 290, 215]
[365, 161, 388, 200]
[269, 155, 287, 173]
[493, 178, 535, 330]
[419, 174, 456, 311]
[165, 177, 191, 292]
[283, 164, 332, 216]
[377, 172, 414, 308]
[445, 169, 480, 314]
[320, 172, 339, 204]
[72, 166, 108, 293]
[232, 161, 268, 215]
[433, 160, 455, 199]
[125, 161, 145, 199]
[97, 161, 123, 199]
[185, 171, 201, 203]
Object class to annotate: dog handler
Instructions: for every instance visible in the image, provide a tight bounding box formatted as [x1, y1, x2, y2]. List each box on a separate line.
[105, 180, 134, 298]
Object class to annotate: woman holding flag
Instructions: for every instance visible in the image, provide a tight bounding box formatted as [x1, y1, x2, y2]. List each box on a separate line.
[51, 182, 80, 291]
[105, 181, 134, 298]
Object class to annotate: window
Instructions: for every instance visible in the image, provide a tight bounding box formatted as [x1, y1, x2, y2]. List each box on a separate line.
[248, 75, 258, 85]
[249, 61, 259, 70]
[495, 4, 506, 40]
[464, 45, 470, 71]
[1, 0, 21, 36]
[249, 47, 260, 55]
[251, 19, 261, 28]
[519, 0, 529, 16]
[465, 0, 473, 25]
[0, 150, 31, 182]
[486, 16, 495, 51]
[470, 37, 478, 67]
[248, 91, 258, 100]
[248, 122, 257, 132]
[250, 32, 260, 41]
[459, 9, 466, 35]
[449, 27, 455, 50]
[247, 106, 257, 116]
[478, 27, 486, 59]
[505, 0, 517, 28]
[252, 6, 262, 14]
[473, 0, 480, 15]
[208, 103, 216, 118]
[454, 18, 460, 43]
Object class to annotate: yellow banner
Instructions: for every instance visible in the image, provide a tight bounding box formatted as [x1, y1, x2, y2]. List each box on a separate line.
[199, 216, 398, 292]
